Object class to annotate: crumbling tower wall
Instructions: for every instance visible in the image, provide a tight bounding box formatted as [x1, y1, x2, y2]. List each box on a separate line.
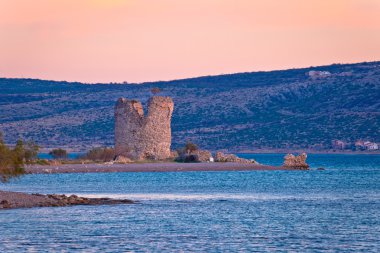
[114, 96, 174, 160]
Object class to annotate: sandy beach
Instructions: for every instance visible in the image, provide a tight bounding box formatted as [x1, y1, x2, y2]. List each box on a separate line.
[25, 162, 296, 174]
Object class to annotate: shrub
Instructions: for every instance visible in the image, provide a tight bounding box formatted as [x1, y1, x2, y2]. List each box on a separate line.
[175, 141, 200, 163]
[35, 159, 50, 165]
[49, 148, 68, 159]
[183, 154, 199, 163]
[81, 147, 115, 162]
[151, 87, 161, 95]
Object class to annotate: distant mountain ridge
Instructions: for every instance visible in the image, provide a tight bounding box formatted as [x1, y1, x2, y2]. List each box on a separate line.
[1, 61, 379, 152]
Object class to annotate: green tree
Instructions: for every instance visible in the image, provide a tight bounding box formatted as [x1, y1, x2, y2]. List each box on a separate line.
[49, 148, 68, 159]
[24, 141, 39, 162]
[185, 141, 198, 154]
[13, 139, 25, 166]
[0, 133, 25, 182]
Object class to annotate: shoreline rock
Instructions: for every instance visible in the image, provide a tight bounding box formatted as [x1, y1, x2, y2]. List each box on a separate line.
[215, 152, 257, 164]
[283, 153, 309, 170]
[0, 191, 134, 210]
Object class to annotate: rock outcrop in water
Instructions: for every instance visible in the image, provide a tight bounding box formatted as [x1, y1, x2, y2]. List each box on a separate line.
[114, 96, 174, 160]
[0, 191, 134, 209]
[283, 153, 309, 169]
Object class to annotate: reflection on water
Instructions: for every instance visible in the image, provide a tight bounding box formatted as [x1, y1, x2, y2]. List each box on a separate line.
[0, 154, 379, 252]
[77, 192, 380, 202]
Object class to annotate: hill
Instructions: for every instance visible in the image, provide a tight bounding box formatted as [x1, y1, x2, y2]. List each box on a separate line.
[0, 61, 379, 152]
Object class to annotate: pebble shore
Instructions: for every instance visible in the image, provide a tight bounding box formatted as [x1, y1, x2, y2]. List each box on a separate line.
[25, 162, 294, 174]
[0, 190, 134, 210]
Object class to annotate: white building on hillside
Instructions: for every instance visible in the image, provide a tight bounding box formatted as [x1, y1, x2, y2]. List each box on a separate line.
[364, 141, 379, 150]
[308, 70, 331, 79]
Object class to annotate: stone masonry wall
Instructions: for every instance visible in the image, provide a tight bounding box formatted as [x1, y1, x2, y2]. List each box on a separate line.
[114, 96, 174, 160]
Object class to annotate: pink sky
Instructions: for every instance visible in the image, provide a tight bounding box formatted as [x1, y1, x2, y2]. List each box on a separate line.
[1, 0, 380, 83]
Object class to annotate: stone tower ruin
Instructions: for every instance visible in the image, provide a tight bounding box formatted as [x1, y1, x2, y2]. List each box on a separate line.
[114, 96, 174, 160]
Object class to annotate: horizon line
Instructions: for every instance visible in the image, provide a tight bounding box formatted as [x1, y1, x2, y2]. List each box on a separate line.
[1, 60, 379, 85]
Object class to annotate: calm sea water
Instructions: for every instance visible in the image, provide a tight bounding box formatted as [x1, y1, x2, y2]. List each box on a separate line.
[1, 154, 379, 252]
[38, 153, 84, 160]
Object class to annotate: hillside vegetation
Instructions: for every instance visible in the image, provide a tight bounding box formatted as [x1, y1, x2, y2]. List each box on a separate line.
[0, 62, 379, 151]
